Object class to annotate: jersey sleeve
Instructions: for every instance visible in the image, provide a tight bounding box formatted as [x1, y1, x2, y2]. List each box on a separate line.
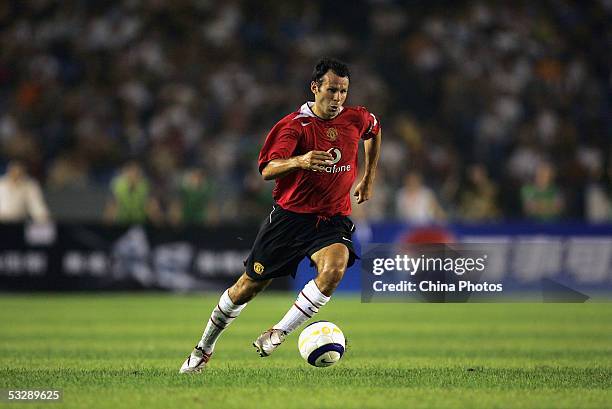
[258, 118, 300, 173]
[359, 107, 381, 140]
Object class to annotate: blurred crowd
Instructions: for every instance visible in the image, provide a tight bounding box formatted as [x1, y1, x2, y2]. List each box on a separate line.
[0, 0, 610, 225]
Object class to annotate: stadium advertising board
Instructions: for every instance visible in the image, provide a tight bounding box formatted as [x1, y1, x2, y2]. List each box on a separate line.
[0, 223, 289, 291]
[292, 223, 612, 301]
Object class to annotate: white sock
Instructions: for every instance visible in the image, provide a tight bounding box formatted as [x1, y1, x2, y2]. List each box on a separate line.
[273, 280, 330, 334]
[197, 289, 246, 354]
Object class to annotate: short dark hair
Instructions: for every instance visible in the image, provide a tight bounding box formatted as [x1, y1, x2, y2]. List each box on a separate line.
[311, 58, 350, 87]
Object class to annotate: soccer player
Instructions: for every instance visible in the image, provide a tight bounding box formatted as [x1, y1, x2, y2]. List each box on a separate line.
[180, 58, 382, 373]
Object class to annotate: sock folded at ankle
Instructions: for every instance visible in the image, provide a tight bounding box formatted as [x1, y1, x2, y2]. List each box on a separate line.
[197, 289, 247, 354]
[273, 280, 330, 334]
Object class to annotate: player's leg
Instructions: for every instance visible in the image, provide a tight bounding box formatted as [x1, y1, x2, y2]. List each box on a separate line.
[311, 243, 349, 296]
[254, 243, 349, 357]
[180, 273, 270, 373]
[274, 243, 348, 329]
[198, 273, 271, 352]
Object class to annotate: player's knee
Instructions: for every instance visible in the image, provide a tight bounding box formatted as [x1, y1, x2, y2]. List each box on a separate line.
[317, 266, 345, 294]
[229, 273, 269, 304]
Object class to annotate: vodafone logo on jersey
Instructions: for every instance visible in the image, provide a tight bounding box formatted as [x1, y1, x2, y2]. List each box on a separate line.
[324, 148, 351, 174]
[329, 148, 341, 164]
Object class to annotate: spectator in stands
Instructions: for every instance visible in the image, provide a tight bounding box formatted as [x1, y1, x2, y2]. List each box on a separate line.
[584, 163, 612, 223]
[458, 164, 500, 222]
[0, 160, 50, 223]
[104, 161, 163, 225]
[0, 2, 609, 224]
[396, 170, 446, 225]
[169, 168, 216, 226]
[521, 162, 564, 222]
[239, 168, 274, 223]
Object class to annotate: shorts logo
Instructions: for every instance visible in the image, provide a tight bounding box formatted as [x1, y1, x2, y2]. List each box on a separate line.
[253, 262, 265, 275]
[326, 127, 338, 141]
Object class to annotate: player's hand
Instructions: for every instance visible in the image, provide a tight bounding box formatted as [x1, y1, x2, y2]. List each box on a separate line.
[298, 150, 333, 172]
[353, 179, 373, 204]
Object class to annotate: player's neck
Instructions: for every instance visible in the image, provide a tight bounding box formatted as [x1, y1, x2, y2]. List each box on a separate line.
[310, 102, 337, 120]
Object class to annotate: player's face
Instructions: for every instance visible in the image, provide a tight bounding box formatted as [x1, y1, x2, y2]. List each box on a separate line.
[311, 71, 349, 119]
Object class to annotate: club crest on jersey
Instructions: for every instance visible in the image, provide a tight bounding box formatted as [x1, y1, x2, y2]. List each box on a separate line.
[253, 262, 265, 275]
[326, 128, 338, 141]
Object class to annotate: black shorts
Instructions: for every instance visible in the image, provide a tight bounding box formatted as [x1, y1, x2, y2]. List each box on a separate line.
[244, 205, 359, 281]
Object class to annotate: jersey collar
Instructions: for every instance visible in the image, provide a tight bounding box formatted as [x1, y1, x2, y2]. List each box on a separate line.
[295, 102, 344, 121]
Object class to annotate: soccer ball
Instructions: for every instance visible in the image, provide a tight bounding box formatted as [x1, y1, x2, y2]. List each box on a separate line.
[298, 321, 346, 367]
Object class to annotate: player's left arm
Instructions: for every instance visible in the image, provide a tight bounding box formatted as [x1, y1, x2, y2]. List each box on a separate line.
[354, 129, 382, 204]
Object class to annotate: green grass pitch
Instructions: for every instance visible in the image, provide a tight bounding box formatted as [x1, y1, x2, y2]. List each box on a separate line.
[1, 293, 611, 408]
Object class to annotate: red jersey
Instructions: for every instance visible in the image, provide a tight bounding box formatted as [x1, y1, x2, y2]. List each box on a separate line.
[258, 102, 381, 217]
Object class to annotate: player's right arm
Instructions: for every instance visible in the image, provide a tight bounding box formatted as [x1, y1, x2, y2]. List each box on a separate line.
[261, 151, 333, 180]
[259, 114, 333, 180]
